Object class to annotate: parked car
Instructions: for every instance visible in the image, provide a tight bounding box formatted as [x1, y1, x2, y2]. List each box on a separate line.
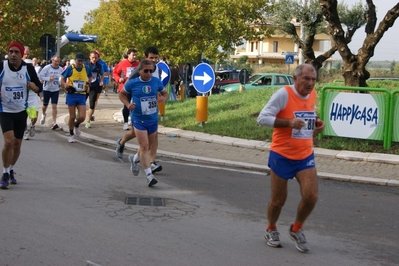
[211, 69, 241, 94]
[221, 73, 294, 93]
[188, 69, 250, 97]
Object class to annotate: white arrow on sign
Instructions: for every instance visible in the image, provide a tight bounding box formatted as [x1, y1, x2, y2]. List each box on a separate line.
[194, 72, 212, 85]
[161, 69, 169, 80]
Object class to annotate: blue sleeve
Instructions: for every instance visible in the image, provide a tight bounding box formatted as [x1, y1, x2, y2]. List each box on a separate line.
[62, 66, 72, 79]
[123, 79, 133, 94]
[85, 64, 92, 78]
[157, 79, 164, 92]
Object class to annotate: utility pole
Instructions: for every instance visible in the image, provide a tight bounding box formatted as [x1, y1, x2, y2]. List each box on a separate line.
[56, 21, 61, 57]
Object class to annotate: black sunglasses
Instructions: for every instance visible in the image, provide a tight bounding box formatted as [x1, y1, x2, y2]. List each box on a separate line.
[142, 69, 153, 73]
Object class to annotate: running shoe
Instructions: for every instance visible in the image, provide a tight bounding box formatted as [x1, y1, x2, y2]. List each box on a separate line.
[0, 173, 10, 189]
[90, 115, 95, 121]
[68, 135, 76, 143]
[74, 127, 81, 136]
[123, 123, 129, 130]
[40, 113, 46, 125]
[129, 154, 140, 176]
[23, 130, 30, 140]
[29, 124, 35, 137]
[115, 138, 125, 159]
[146, 173, 158, 187]
[85, 121, 91, 128]
[151, 161, 162, 174]
[51, 123, 59, 130]
[264, 229, 282, 248]
[9, 170, 17, 185]
[289, 225, 309, 253]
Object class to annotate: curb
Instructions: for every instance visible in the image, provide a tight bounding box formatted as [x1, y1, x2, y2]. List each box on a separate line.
[56, 113, 399, 187]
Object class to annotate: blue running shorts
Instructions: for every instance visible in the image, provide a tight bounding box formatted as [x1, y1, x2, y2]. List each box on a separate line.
[65, 93, 86, 106]
[268, 151, 315, 179]
[132, 120, 158, 135]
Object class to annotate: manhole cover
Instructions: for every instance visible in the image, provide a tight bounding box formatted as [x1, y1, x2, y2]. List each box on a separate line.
[125, 197, 165, 206]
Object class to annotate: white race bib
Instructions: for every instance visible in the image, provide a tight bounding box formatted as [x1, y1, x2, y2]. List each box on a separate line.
[140, 96, 157, 115]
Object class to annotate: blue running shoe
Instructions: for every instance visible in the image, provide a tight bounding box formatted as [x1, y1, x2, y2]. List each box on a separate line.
[1, 173, 10, 189]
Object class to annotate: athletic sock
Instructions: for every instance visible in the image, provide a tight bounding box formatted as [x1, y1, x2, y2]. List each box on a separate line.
[267, 225, 277, 231]
[291, 221, 303, 233]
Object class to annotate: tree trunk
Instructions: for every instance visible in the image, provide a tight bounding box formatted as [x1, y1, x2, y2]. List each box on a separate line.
[319, 0, 399, 87]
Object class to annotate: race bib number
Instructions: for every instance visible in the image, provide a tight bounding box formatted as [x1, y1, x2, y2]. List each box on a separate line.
[72, 80, 85, 91]
[4, 86, 24, 103]
[140, 96, 157, 115]
[292, 111, 316, 139]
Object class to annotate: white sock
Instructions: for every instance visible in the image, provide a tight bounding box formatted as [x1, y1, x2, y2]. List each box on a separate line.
[133, 153, 139, 163]
[144, 168, 152, 176]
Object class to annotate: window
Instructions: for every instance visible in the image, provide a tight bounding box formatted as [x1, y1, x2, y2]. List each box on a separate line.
[275, 75, 289, 85]
[273, 41, 278, 52]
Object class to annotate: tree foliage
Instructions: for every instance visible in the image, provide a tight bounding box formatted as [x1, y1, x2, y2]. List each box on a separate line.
[0, 0, 70, 58]
[320, 0, 399, 87]
[270, 0, 366, 71]
[82, 0, 273, 65]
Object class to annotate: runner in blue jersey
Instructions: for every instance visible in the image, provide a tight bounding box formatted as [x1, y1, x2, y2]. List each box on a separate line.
[119, 59, 168, 187]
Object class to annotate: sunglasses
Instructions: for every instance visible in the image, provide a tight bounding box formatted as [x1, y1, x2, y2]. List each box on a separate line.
[142, 69, 153, 73]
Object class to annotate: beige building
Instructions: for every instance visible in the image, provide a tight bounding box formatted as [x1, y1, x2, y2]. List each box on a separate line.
[230, 24, 335, 68]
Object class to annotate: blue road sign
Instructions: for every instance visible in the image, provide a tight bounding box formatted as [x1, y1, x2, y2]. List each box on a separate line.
[192, 63, 215, 94]
[65, 33, 98, 42]
[156, 61, 171, 87]
[285, 55, 294, 64]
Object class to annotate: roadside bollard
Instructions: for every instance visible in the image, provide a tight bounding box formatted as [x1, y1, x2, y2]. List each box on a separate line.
[196, 96, 208, 127]
[158, 101, 165, 121]
[179, 84, 185, 100]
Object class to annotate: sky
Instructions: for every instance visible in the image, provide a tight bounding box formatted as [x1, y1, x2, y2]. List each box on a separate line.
[64, 0, 399, 61]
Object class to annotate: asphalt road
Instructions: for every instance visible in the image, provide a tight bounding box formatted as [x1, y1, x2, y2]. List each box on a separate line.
[0, 127, 398, 266]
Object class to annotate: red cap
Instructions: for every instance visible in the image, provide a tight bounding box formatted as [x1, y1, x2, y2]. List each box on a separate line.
[95, 50, 101, 55]
[8, 41, 24, 55]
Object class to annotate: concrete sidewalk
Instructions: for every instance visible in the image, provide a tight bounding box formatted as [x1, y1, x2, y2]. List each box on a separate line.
[54, 93, 399, 187]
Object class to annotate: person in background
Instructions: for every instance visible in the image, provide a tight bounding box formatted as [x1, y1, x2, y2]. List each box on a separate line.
[22, 46, 40, 140]
[112, 48, 139, 130]
[116, 46, 164, 175]
[85, 51, 104, 129]
[119, 59, 168, 186]
[39, 55, 63, 130]
[95, 50, 110, 96]
[60, 52, 92, 143]
[257, 63, 325, 253]
[0, 41, 42, 189]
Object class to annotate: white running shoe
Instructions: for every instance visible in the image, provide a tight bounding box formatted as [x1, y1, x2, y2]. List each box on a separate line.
[40, 114, 46, 125]
[123, 123, 129, 130]
[74, 127, 81, 136]
[85, 121, 91, 128]
[151, 161, 162, 174]
[29, 124, 35, 137]
[23, 130, 30, 140]
[146, 174, 158, 187]
[68, 135, 76, 143]
[129, 154, 140, 176]
[265, 229, 282, 248]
